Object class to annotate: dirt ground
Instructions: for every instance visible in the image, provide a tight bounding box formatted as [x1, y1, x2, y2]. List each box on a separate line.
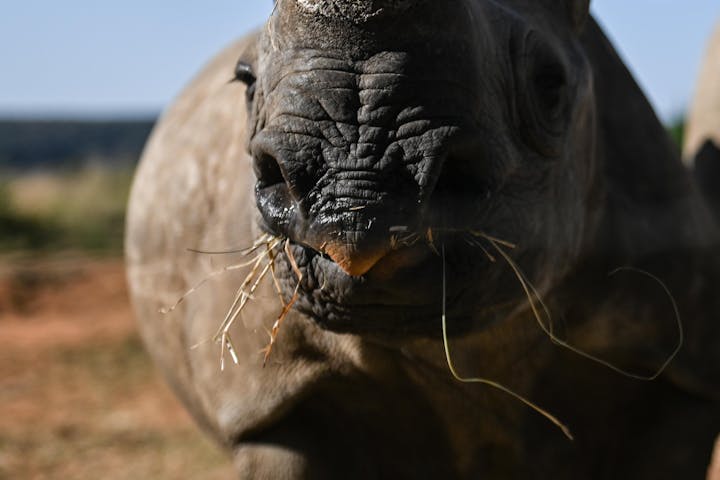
[0, 255, 235, 479]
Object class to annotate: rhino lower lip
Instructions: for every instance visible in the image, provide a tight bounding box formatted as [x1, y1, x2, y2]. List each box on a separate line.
[275, 231, 504, 334]
[278, 240, 448, 322]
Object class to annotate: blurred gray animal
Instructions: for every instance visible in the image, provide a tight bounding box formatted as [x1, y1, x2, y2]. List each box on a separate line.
[685, 20, 720, 162]
[126, 1, 720, 478]
[686, 21, 720, 480]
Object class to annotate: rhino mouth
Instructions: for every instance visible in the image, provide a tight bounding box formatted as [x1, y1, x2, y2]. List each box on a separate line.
[268, 228, 505, 335]
[254, 139, 505, 334]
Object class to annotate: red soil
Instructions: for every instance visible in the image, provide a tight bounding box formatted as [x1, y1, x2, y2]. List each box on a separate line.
[0, 256, 234, 479]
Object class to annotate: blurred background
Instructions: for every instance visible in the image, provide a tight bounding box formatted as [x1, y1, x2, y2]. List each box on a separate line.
[1, 1, 718, 478]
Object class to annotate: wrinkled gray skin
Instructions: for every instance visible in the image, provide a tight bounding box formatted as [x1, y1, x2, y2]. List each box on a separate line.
[126, 1, 720, 478]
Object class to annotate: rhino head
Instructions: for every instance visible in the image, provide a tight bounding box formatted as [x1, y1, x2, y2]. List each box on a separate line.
[237, 0, 597, 334]
[126, 1, 720, 477]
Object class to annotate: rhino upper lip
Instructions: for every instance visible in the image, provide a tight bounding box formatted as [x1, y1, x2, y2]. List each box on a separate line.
[286, 238, 439, 302]
[289, 235, 423, 280]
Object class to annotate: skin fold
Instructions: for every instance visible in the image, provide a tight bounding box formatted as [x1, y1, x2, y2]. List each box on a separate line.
[126, 1, 720, 478]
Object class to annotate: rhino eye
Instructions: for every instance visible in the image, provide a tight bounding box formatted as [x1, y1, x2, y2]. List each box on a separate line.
[512, 32, 570, 157]
[234, 60, 257, 102]
[533, 62, 567, 121]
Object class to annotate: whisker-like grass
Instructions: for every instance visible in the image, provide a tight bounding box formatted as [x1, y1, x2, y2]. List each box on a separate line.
[426, 227, 440, 255]
[605, 267, 683, 380]
[163, 234, 288, 370]
[440, 243, 574, 440]
[186, 233, 272, 256]
[267, 240, 287, 307]
[462, 232, 497, 262]
[261, 239, 303, 366]
[211, 239, 281, 339]
[215, 258, 273, 342]
[160, 245, 276, 315]
[479, 233, 683, 382]
[467, 230, 516, 249]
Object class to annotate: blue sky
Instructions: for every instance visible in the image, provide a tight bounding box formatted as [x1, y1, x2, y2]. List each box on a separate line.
[1, 1, 718, 121]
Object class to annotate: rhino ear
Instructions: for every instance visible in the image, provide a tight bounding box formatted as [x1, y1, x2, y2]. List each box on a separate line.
[566, 0, 591, 33]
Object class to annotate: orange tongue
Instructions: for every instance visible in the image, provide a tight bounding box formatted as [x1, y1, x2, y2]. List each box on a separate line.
[323, 242, 388, 276]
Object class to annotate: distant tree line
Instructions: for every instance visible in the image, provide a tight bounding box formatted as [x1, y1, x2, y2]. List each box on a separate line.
[0, 116, 686, 173]
[0, 119, 156, 172]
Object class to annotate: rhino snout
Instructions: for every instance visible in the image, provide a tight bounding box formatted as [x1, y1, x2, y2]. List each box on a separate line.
[251, 135, 429, 276]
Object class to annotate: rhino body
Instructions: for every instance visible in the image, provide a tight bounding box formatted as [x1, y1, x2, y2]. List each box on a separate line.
[687, 20, 720, 235]
[685, 20, 720, 162]
[126, 2, 720, 478]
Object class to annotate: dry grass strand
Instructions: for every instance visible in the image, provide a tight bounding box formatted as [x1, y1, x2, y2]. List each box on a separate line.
[479, 233, 683, 382]
[260, 240, 304, 366]
[440, 243, 574, 440]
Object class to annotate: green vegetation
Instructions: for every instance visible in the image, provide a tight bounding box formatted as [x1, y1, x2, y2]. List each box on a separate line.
[667, 117, 685, 150]
[0, 168, 133, 254]
[0, 119, 154, 171]
[0, 182, 57, 250]
[0, 119, 150, 255]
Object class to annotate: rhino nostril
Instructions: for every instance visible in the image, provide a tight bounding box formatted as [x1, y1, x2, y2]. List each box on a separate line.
[254, 152, 312, 209]
[254, 153, 285, 189]
[253, 151, 297, 235]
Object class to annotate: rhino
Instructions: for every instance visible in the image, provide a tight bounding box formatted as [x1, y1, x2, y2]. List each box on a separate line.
[685, 20, 720, 163]
[125, 1, 720, 478]
[686, 20, 720, 233]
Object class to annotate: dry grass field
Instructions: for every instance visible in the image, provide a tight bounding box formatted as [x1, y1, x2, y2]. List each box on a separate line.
[0, 256, 235, 479]
[0, 166, 236, 478]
